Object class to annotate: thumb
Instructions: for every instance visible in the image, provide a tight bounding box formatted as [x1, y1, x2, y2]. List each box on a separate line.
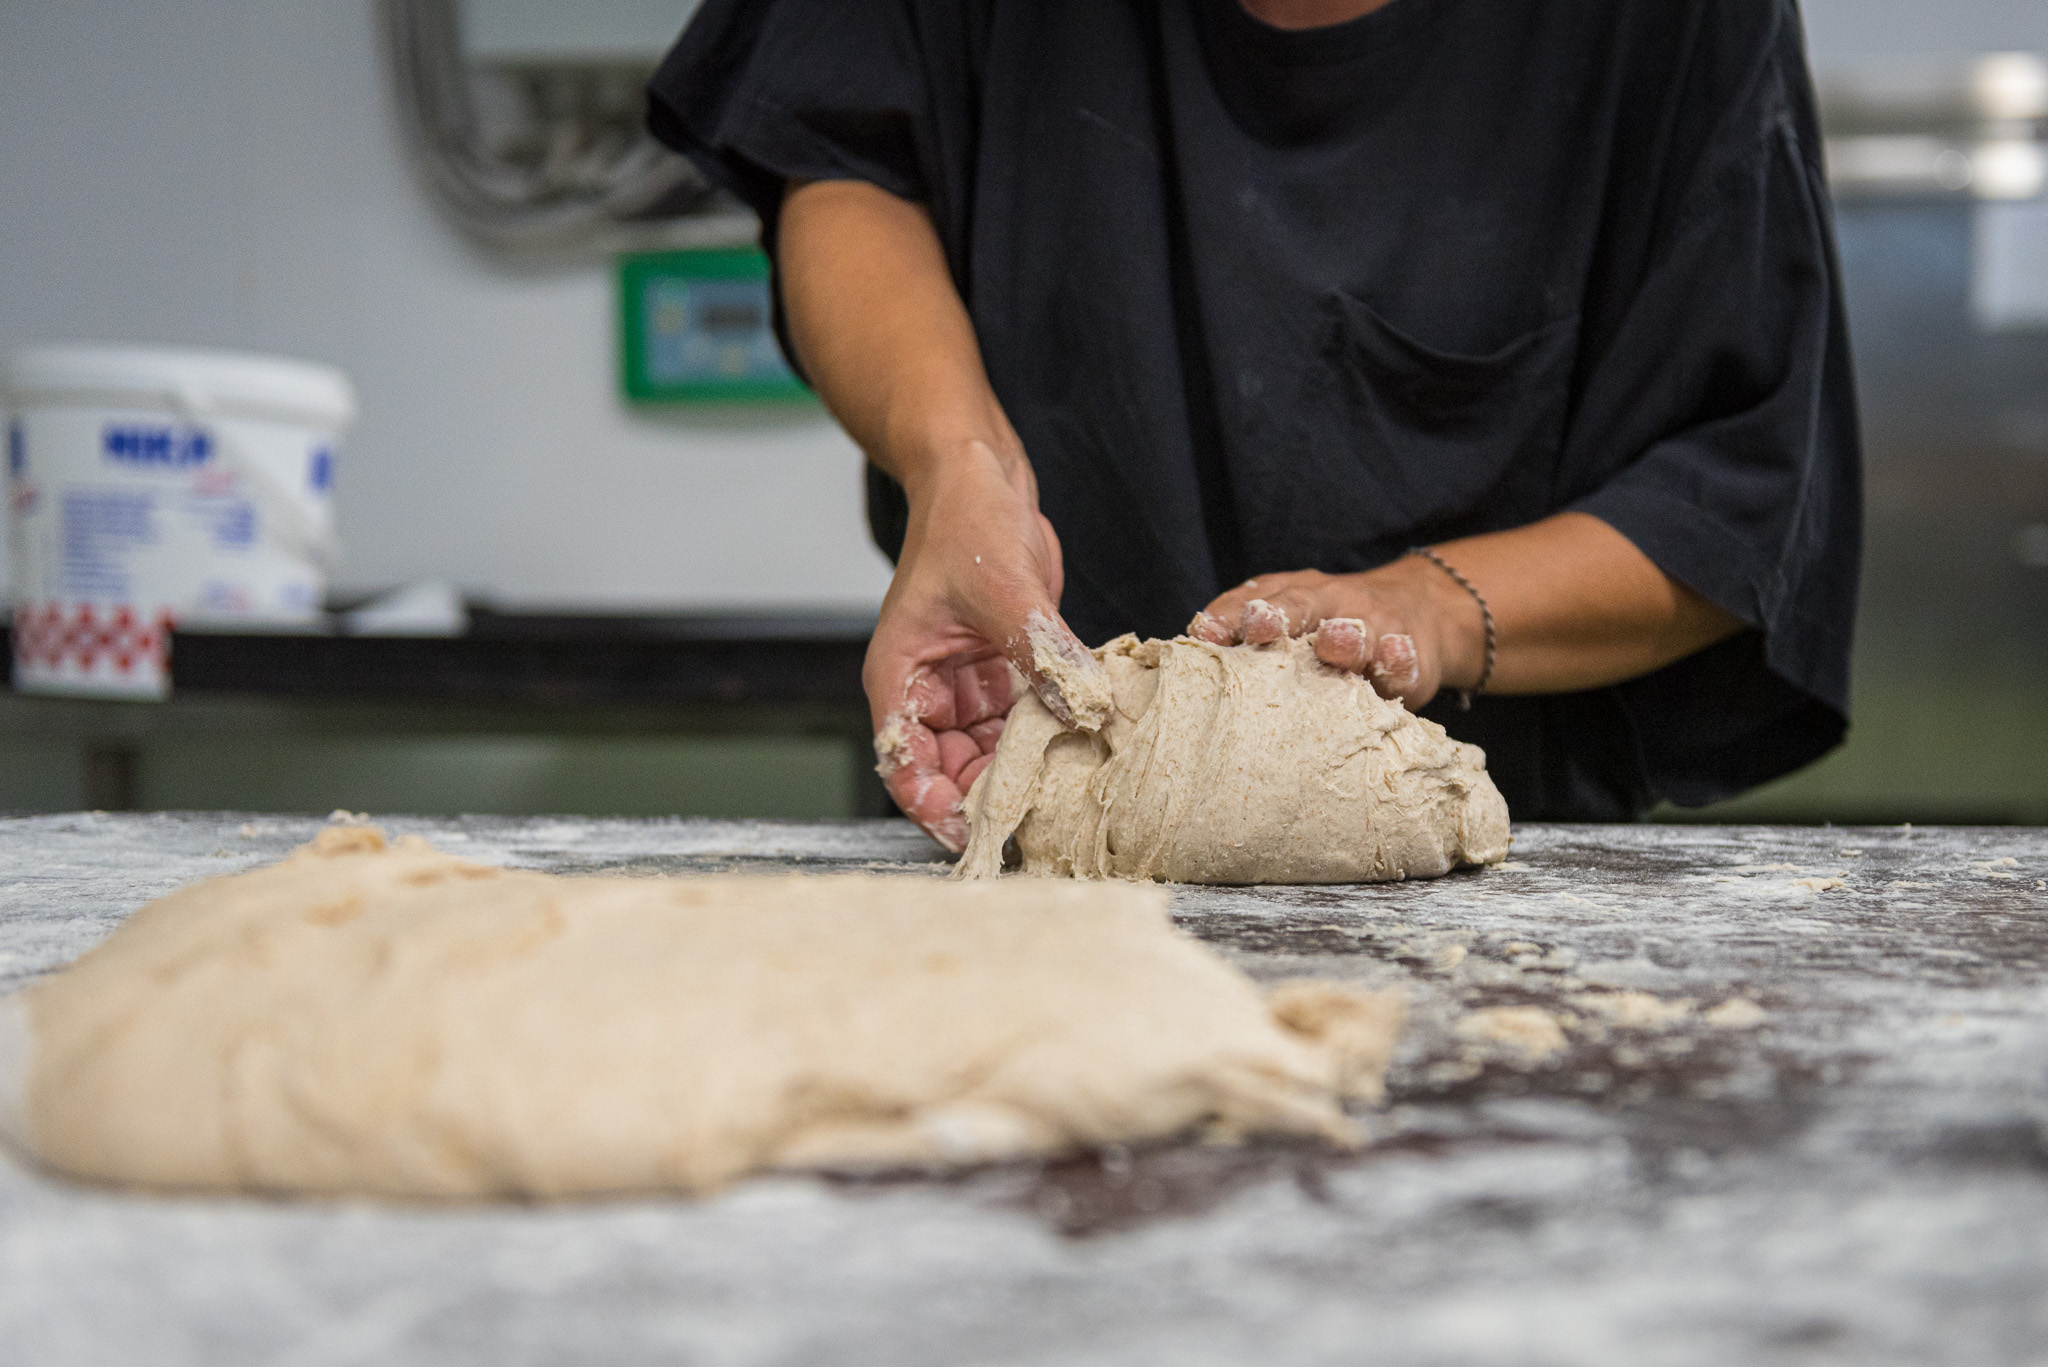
[968, 580, 1109, 734]
[1014, 607, 1111, 731]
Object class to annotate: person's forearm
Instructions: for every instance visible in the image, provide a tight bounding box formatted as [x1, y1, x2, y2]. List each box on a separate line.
[780, 183, 1097, 846]
[778, 179, 1022, 501]
[1426, 512, 1743, 694]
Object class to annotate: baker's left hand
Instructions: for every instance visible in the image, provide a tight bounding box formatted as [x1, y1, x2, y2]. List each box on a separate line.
[1188, 561, 1484, 711]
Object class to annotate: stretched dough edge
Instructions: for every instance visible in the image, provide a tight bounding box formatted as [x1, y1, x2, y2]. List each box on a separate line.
[0, 993, 30, 1156]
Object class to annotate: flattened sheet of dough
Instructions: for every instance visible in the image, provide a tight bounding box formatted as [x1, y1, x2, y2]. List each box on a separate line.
[4, 829, 1403, 1201]
[960, 634, 1510, 884]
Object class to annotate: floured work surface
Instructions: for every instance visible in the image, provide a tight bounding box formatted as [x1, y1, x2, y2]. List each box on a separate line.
[1, 814, 2044, 1366]
[961, 634, 1509, 884]
[2, 827, 1397, 1200]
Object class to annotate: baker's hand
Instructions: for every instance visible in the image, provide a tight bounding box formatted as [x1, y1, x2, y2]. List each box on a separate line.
[867, 439, 1102, 852]
[1188, 560, 1485, 711]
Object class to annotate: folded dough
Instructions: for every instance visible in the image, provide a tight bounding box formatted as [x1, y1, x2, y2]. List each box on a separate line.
[4, 827, 1403, 1201]
[959, 634, 1510, 884]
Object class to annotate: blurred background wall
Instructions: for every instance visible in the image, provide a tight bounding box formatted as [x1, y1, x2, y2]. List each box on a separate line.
[1, 0, 2044, 821]
[1802, 0, 2046, 56]
[0, 1, 892, 616]
[1704, 0, 2048, 824]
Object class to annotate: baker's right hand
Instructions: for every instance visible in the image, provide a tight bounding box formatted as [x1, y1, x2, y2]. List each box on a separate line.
[866, 439, 1101, 852]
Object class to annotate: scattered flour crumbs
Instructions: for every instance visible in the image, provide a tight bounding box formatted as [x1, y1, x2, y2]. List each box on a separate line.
[1447, 988, 1766, 1072]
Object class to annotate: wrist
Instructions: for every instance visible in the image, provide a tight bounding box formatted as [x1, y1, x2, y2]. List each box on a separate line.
[1402, 551, 1490, 693]
[896, 428, 1030, 519]
[879, 379, 1022, 508]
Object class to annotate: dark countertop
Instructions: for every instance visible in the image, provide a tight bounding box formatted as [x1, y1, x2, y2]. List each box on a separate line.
[1, 613, 889, 813]
[1, 815, 2044, 1366]
[3, 610, 878, 710]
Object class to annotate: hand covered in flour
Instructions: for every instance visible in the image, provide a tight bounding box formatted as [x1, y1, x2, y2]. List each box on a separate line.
[1189, 559, 1486, 711]
[867, 439, 1108, 853]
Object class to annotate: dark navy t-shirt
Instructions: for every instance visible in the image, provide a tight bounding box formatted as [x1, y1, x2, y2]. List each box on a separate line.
[648, 0, 1863, 820]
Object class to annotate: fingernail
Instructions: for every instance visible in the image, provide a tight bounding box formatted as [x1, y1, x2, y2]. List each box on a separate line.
[1311, 618, 1365, 672]
[1032, 678, 1076, 726]
[1371, 633, 1420, 688]
[1242, 599, 1287, 644]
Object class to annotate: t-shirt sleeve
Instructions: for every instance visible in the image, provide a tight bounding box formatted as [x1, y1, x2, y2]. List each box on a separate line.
[1562, 4, 1861, 806]
[645, 0, 979, 391]
[645, 0, 956, 236]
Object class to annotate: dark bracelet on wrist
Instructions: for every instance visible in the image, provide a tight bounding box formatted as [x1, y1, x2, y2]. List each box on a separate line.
[1407, 547, 1495, 711]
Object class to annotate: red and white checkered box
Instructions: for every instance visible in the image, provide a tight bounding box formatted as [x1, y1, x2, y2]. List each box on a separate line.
[11, 601, 174, 700]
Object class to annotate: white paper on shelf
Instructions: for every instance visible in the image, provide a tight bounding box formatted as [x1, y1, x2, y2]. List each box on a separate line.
[342, 579, 470, 637]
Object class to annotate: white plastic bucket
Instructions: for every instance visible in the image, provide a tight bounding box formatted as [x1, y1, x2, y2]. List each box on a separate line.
[4, 345, 355, 699]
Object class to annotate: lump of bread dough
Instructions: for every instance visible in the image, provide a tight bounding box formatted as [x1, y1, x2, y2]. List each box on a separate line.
[0, 828, 1403, 1201]
[959, 634, 1510, 884]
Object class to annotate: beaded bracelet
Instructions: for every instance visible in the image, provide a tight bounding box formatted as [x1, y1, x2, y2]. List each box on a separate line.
[1407, 547, 1495, 711]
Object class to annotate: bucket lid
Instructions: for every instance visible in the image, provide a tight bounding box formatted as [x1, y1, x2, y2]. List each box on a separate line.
[5, 344, 356, 428]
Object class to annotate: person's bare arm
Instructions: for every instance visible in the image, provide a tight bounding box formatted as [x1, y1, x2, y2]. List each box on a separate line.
[1193, 512, 1743, 707]
[780, 178, 1103, 849]
[781, 181, 1017, 495]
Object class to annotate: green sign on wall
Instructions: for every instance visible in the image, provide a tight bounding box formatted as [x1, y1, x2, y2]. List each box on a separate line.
[616, 248, 813, 403]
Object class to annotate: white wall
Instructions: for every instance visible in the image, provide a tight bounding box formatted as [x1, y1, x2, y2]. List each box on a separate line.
[1801, 0, 2048, 62]
[3, 0, 2043, 614]
[0, 0, 893, 612]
